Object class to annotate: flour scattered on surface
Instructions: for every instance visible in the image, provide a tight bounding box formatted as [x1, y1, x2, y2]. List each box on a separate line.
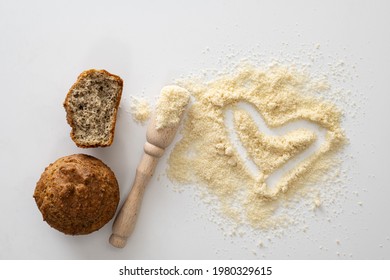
[129, 97, 151, 124]
[167, 64, 346, 233]
[151, 43, 363, 258]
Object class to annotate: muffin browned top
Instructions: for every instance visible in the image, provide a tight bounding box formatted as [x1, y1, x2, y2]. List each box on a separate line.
[34, 154, 119, 235]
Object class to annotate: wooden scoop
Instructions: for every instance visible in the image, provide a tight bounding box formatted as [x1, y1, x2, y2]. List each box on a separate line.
[109, 87, 189, 248]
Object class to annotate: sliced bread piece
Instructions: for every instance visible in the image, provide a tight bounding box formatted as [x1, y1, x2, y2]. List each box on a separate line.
[64, 69, 123, 148]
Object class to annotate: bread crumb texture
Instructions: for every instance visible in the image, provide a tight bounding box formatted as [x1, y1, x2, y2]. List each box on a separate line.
[64, 69, 123, 148]
[167, 64, 346, 230]
[129, 97, 151, 124]
[33, 154, 120, 235]
[155, 85, 190, 130]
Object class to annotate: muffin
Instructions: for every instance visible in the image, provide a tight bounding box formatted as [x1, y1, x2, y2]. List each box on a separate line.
[33, 154, 120, 235]
[64, 69, 123, 148]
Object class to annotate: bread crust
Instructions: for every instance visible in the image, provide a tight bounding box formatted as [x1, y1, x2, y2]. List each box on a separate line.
[33, 154, 120, 235]
[64, 69, 123, 148]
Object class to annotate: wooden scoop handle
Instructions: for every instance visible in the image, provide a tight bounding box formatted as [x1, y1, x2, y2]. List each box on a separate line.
[109, 112, 182, 248]
[109, 142, 164, 248]
[109, 83, 190, 248]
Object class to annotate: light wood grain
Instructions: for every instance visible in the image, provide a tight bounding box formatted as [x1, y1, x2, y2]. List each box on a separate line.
[109, 112, 186, 248]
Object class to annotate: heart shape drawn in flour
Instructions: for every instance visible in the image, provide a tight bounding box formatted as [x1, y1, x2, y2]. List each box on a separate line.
[224, 102, 328, 200]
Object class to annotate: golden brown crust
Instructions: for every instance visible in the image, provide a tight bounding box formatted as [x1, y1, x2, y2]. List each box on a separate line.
[33, 154, 120, 235]
[63, 69, 123, 148]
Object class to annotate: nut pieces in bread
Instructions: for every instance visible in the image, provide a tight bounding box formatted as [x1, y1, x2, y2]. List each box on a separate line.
[64, 69, 123, 148]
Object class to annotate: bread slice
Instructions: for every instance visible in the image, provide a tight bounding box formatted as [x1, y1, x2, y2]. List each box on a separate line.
[64, 69, 123, 148]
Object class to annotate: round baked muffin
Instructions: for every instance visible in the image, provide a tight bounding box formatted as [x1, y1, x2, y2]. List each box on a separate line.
[34, 154, 120, 235]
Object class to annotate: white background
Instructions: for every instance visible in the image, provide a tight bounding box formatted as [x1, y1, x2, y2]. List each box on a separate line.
[0, 0, 389, 259]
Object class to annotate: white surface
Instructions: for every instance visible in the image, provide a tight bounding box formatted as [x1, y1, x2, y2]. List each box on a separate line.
[0, 0, 389, 259]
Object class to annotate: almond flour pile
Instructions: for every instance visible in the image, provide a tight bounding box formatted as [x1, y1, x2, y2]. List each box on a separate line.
[129, 97, 151, 124]
[167, 64, 346, 230]
[155, 86, 190, 130]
